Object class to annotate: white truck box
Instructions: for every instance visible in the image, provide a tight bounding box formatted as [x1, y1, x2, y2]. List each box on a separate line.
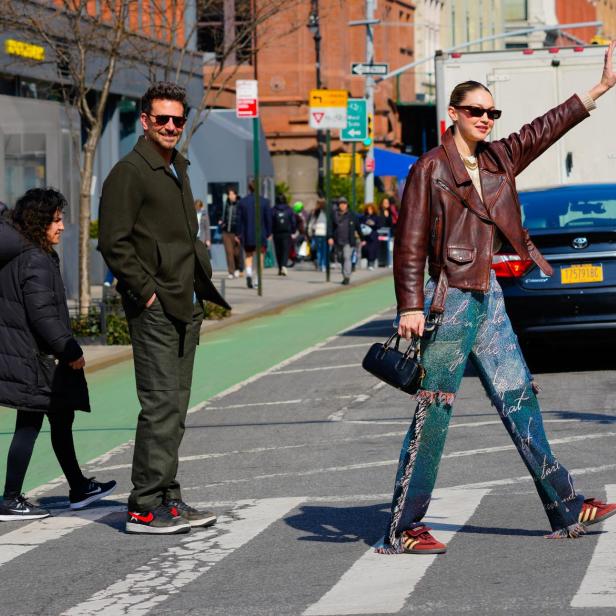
[434, 46, 616, 190]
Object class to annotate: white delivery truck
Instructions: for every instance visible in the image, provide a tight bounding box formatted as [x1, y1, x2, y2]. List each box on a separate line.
[434, 45, 616, 190]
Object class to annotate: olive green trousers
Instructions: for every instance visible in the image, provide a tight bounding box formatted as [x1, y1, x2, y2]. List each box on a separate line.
[125, 298, 203, 511]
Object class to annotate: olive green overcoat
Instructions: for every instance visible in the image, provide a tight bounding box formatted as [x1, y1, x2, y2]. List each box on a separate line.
[98, 136, 230, 323]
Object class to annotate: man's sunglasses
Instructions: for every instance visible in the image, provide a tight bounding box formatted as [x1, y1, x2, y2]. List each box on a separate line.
[147, 113, 187, 128]
[454, 106, 502, 120]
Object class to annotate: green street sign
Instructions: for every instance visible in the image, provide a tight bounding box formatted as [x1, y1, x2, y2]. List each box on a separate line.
[341, 98, 367, 142]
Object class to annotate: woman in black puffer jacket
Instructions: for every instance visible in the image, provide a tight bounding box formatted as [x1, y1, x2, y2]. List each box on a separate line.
[0, 188, 115, 521]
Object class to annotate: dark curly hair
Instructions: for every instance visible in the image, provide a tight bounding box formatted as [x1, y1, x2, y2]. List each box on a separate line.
[11, 188, 67, 253]
[141, 81, 187, 115]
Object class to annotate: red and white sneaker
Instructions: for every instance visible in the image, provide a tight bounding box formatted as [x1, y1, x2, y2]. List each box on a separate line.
[402, 525, 447, 554]
[579, 498, 616, 526]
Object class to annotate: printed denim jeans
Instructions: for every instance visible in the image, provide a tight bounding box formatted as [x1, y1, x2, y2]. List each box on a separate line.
[377, 271, 585, 553]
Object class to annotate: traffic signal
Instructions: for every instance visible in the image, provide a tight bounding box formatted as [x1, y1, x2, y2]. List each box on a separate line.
[363, 113, 373, 146]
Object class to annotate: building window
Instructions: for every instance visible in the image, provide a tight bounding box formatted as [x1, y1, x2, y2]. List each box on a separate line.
[197, 0, 253, 64]
[504, 0, 527, 21]
[5, 133, 46, 208]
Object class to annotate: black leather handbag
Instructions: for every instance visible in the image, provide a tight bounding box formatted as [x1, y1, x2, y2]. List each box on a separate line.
[362, 332, 425, 394]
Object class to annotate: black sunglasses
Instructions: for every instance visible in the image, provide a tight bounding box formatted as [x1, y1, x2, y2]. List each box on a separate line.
[147, 113, 187, 128]
[454, 106, 502, 120]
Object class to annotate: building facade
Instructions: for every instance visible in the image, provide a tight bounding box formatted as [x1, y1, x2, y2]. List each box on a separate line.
[200, 0, 417, 208]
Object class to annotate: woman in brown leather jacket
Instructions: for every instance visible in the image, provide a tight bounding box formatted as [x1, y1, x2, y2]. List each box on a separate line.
[377, 42, 616, 555]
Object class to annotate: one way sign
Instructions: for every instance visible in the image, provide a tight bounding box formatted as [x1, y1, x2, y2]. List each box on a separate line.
[351, 63, 388, 76]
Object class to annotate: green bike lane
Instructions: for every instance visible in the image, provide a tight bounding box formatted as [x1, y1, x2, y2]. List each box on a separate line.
[0, 276, 394, 494]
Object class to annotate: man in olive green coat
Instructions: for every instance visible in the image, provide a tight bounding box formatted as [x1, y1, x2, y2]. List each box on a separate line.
[99, 82, 230, 535]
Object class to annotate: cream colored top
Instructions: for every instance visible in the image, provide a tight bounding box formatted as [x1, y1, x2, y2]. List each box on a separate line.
[399, 92, 597, 318]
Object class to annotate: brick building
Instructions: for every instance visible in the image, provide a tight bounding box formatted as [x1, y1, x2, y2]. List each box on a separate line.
[201, 0, 417, 207]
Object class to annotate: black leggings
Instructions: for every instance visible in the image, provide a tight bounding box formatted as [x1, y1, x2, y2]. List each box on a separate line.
[3, 410, 86, 499]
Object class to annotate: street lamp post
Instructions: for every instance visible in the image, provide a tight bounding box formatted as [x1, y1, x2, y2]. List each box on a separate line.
[308, 0, 324, 196]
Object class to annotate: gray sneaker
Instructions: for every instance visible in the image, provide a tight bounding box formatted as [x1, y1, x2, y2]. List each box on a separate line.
[165, 499, 217, 528]
[125, 504, 190, 534]
[0, 495, 50, 521]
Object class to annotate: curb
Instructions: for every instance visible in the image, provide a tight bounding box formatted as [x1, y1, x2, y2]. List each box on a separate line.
[85, 271, 391, 374]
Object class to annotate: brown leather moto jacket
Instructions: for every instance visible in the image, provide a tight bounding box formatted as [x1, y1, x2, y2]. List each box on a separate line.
[394, 94, 590, 313]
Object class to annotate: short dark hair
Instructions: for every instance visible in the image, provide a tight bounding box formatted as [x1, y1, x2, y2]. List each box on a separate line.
[11, 188, 67, 252]
[141, 82, 187, 115]
[449, 80, 492, 107]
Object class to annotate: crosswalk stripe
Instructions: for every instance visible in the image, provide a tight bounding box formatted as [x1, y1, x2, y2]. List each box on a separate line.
[0, 506, 124, 568]
[570, 484, 616, 608]
[60, 497, 304, 616]
[303, 487, 489, 615]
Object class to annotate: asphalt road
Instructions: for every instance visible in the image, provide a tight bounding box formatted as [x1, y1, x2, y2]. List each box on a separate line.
[1, 294, 616, 616]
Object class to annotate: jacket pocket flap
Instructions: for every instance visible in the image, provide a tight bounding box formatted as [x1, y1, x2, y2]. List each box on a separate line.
[447, 246, 475, 264]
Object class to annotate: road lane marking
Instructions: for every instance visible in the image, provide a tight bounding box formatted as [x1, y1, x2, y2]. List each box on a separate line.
[313, 343, 371, 351]
[345, 418, 597, 427]
[303, 487, 489, 615]
[0, 506, 124, 568]
[186, 433, 616, 489]
[61, 497, 304, 616]
[90, 431, 408, 473]
[270, 364, 361, 375]
[571, 484, 616, 608]
[444, 431, 616, 458]
[203, 394, 369, 411]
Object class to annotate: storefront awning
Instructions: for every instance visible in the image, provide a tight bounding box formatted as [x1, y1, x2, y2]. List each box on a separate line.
[374, 147, 417, 179]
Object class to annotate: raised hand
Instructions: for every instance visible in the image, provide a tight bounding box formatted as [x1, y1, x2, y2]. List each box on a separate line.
[590, 40, 616, 100]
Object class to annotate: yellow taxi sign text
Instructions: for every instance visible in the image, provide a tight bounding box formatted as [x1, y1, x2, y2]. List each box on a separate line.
[4, 39, 45, 61]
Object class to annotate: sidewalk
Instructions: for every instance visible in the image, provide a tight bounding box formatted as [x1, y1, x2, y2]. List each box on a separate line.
[84, 263, 391, 372]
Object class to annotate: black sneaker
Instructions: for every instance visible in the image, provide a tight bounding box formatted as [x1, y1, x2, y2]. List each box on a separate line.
[69, 477, 117, 510]
[164, 498, 217, 528]
[125, 504, 191, 535]
[0, 495, 50, 521]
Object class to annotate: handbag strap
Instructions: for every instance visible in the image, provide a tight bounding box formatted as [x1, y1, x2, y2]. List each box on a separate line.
[384, 332, 421, 360]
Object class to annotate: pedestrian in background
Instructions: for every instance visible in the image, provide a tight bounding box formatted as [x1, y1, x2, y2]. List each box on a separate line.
[99, 82, 229, 535]
[380, 195, 397, 231]
[271, 194, 296, 276]
[308, 199, 328, 272]
[328, 197, 362, 285]
[0, 188, 116, 521]
[288, 201, 307, 267]
[378, 42, 616, 556]
[360, 202, 381, 270]
[220, 186, 243, 279]
[236, 180, 272, 289]
[195, 199, 211, 248]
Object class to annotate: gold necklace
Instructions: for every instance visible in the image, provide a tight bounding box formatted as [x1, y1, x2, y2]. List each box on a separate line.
[461, 154, 478, 170]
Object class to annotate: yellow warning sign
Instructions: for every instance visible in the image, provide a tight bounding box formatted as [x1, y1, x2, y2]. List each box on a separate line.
[309, 89, 348, 108]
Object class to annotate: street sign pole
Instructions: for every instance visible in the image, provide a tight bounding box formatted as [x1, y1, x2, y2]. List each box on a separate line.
[253, 117, 262, 296]
[351, 141, 357, 212]
[364, 0, 375, 205]
[325, 129, 331, 283]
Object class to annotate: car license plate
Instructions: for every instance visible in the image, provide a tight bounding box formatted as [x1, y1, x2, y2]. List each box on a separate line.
[560, 264, 603, 284]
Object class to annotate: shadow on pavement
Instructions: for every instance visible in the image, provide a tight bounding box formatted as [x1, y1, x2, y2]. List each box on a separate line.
[285, 503, 389, 547]
[284, 503, 578, 546]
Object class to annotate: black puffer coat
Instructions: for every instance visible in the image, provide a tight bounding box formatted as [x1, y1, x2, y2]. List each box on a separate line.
[0, 218, 89, 412]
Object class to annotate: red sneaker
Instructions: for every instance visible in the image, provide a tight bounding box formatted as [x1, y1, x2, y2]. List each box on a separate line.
[402, 525, 447, 554]
[579, 498, 616, 526]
